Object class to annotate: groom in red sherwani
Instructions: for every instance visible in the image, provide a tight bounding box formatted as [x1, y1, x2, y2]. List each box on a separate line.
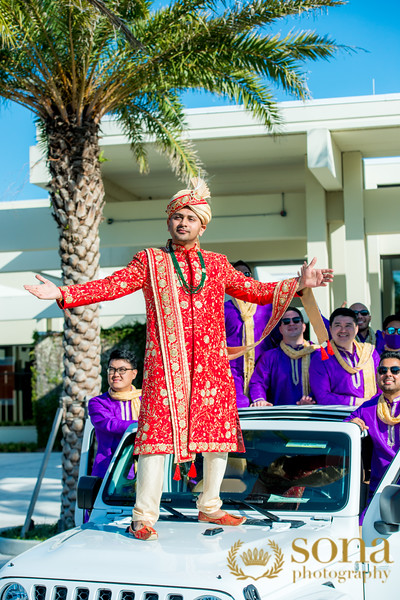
[25, 177, 333, 540]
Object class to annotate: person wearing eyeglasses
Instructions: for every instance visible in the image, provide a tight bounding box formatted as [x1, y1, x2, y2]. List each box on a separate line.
[224, 260, 274, 408]
[381, 314, 400, 353]
[349, 302, 376, 345]
[344, 350, 400, 499]
[248, 307, 317, 406]
[88, 348, 141, 478]
[310, 307, 380, 406]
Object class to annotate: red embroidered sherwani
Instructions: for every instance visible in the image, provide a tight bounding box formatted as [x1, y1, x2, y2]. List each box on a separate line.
[58, 242, 298, 462]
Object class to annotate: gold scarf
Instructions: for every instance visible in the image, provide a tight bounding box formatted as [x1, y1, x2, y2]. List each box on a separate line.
[330, 340, 376, 401]
[232, 298, 257, 394]
[280, 341, 316, 396]
[108, 385, 141, 420]
[356, 327, 376, 346]
[377, 393, 400, 426]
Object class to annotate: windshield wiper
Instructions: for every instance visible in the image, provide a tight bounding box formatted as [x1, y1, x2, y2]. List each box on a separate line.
[223, 497, 281, 522]
[160, 500, 193, 521]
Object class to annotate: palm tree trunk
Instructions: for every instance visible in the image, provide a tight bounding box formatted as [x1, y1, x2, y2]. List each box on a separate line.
[45, 116, 105, 529]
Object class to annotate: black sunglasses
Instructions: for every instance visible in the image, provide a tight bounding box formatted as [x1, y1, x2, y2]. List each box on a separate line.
[377, 366, 400, 375]
[386, 327, 400, 335]
[281, 317, 302, 325]
[353, 310, 369, 316]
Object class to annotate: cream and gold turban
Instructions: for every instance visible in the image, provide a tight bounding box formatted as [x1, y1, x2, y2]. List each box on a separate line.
[166, 177, 212, 225]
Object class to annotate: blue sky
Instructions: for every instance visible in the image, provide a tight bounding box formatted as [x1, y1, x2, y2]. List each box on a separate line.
[1, 0, 399, 202]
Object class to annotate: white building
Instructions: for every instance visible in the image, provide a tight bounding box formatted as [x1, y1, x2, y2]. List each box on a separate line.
[1, 93, 400, 420]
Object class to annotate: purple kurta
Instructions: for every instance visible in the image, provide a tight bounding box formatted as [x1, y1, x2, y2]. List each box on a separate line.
[309, 345, 380, 406]
[344, 394, 400, 493]
[248, 345, 316, 405]
[224, 300, 274, 407]
[88, 391, 138, 478]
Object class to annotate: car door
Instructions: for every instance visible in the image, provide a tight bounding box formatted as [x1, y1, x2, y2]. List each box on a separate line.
[362, 447, 400, 597]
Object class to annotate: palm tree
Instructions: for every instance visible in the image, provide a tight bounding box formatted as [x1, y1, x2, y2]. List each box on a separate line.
[0, 0, 345, 529]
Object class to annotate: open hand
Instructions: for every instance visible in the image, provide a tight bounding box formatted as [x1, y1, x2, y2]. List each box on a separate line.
[250, 399, 273, 407]
[24, 274, 62, 300]
[297, 257, 333, 290]
[297, 396, 316, 405]
[350, 417, 368, 431]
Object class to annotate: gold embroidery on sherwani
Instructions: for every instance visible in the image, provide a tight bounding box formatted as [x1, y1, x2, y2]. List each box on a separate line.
[232, 299, 257, 394]
[280, 341, 316, 396]
[146, 247, 193, 463]
[330, 340, 376, 400]
[227, 277, 299, 360]
[108, 385, 141, 420]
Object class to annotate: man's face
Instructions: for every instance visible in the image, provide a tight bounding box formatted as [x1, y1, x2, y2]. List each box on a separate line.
[279, 310, 305, 343]
[383, 319, 400, 338]
[377, 358, 400, 396]
[330, 315, 358, 347]
[167, 207, 205, 245]
[107, 359, 137, 393]
[349, 303, 371, 331]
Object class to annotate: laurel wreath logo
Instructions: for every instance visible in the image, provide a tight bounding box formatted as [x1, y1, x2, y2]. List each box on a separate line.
[227, 540, 284, 580]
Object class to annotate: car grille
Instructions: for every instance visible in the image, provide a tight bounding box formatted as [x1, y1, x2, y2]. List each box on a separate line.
[29, 583, 228, 600]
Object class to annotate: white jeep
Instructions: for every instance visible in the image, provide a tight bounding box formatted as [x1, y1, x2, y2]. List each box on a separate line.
[2, 406, 400, 600]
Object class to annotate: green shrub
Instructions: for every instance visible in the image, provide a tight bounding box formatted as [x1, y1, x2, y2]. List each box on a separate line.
[0, 442, 38, 452]
[33, 386, 63, 450]
[0, 420, 35, 427]
[0, 522, 58, 540]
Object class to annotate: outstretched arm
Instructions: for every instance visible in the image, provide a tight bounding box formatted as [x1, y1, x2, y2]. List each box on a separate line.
[24, 252, 147, 309]
[24, 275, 62, 300]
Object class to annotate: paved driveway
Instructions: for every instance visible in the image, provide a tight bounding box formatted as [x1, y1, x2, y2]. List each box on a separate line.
[0, 452, 62, 567]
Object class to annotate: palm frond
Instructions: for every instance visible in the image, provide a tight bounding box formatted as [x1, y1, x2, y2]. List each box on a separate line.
[79, 0, 145, 49]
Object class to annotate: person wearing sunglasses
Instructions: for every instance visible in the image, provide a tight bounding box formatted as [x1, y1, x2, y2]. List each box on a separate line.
[349, 302, 376, 345]
[248, 307, 317, 407]
[224, 260, 274, 408]
[381, 314, 400, 353]
[345, 350, 400, 502]
[310, 307, 380, 406]
[88, 348, 141, 478]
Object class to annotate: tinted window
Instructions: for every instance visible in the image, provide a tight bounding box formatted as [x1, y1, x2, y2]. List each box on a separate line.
[103, 429, 350, 513]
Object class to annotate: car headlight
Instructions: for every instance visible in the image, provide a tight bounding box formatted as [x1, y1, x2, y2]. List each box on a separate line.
[1, 583, 29, 600]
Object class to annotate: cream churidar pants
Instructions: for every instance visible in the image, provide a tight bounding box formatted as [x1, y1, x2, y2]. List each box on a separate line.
[132, 452, 228, 525]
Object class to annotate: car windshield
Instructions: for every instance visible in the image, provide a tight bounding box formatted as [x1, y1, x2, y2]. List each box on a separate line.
[102, 428, 351, 513]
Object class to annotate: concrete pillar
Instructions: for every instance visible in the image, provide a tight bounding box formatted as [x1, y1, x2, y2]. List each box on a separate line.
[342, 152, 369, 304]
[328, 222, 347, 312]
[366, 234, 382, 330]
[305, 169, 330, 319]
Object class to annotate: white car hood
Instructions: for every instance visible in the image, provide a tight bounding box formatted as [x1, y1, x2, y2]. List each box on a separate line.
[1, 517, 337, 596]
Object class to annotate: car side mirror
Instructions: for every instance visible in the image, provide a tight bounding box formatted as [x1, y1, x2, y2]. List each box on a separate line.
[374, 484, 400, 534]
[77, 476, 103, 510]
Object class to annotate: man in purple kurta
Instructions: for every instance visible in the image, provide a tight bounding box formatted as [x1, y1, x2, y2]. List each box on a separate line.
[378, 314, 400, 355]
[350, 302, 376, 344]
[344, 351, 400, 496]
[89, 349, 140, 478]
[224, 260, 274, 408]
[249, 307, 317, 406]
[310, 307, 379, 406]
